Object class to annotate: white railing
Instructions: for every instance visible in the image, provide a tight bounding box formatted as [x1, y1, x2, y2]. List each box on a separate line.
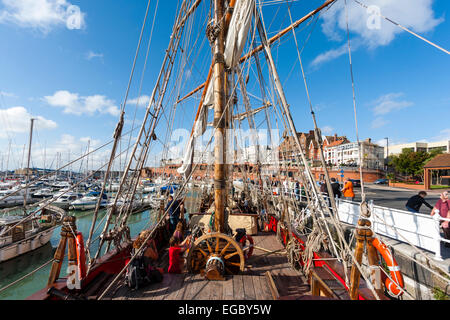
[336, 198, 449, 261]
[248, 184, 449, 260]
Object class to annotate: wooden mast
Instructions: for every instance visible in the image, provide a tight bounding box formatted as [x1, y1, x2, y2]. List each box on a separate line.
[23, 118, 35, 211]
[213, 0, 226, 233]
[177, 0, 336, 105]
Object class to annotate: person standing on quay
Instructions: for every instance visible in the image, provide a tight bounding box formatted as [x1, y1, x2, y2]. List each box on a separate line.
[342, 178, 355, 202]
[431, 191, 450, 247]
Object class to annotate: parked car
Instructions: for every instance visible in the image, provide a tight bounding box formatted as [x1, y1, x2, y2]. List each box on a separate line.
[349, 179, 361, 187]
[374, 178, 388, 185]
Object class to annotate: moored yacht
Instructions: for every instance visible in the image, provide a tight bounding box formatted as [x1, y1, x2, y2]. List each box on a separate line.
[0, 207, 64, 263]
[32, 188, 54, 199]
[52, 192, 83, 210]
[69, 191, 108, 211]
[0, 188, 32, 209]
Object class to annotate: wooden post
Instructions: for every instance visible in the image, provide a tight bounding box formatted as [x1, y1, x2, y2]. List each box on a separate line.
[424, 168, 431, 190]
[48, 216, 77, 286]
[348, 220, 366, 300]
[213, 0, 226, 234]
[47, 234, 67, 286]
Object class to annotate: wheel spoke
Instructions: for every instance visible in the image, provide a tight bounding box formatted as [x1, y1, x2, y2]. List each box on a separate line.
[226, 261, 241, 267]
[205, 239, 213, 254]
[215, 236, 220, 253]
[224, 250, 239, 260]
[197, 247, 208, 257]
[220, 242, 231, 256]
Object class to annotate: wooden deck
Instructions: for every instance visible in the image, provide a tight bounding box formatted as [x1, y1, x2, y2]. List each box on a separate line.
[105, 232, 314, 300]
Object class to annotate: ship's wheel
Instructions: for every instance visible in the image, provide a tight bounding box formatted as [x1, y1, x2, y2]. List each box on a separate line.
[187, 232, 245, 280]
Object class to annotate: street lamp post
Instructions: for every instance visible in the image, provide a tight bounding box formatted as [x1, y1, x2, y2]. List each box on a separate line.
[385, 137, 389, 173]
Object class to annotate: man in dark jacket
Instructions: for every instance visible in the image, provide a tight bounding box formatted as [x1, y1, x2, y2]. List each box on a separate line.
[405, 191, 433, 213]
[166, 195, 180, 233]
[330, 178, 342, 199]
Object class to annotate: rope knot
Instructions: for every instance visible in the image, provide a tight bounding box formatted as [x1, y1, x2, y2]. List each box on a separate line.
[206, 19, 222, 44]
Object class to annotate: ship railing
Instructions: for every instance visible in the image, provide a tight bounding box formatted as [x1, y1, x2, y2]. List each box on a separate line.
[254, 185, 448, 261]
[335, 198, 449, 261]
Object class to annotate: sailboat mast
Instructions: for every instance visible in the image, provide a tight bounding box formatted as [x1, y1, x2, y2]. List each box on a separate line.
[24, 118, 35, 210]
[86, 139, 90, 180]
[4, 140, 11, 180]
[213, 0, 226, 233]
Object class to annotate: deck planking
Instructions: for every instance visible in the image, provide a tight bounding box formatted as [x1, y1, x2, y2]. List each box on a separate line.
[110, 232, 312, 300]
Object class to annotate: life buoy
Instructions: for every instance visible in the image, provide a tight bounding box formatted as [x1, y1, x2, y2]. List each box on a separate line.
[372, 238, 404, 297]
[239, 235, 254, 259]
[75, 232, 87, 281]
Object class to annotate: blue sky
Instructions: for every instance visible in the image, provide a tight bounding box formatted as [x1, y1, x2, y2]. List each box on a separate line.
[0, 0, 449, 171]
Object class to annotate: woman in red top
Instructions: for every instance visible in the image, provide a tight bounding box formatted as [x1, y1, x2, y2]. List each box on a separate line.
[168, 235, 191, 273]
[431, 191, 450, 247]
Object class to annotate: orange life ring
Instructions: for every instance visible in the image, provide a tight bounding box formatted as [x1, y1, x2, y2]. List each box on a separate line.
[75, 232, 87, 280]
[239, 235, 254, 259]
[372, 238, 404, 297]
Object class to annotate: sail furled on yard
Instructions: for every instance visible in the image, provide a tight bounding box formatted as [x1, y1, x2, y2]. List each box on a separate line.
[178, 0, 255, 180]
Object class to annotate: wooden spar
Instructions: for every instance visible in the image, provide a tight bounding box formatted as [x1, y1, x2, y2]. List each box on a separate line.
[233, 104, 268, 121]
[188, 0, 237, 137]
[213, 0, 226, 233]
[92, 0, 194, 264]
[240, 0, 336, 63]
[23, 118, 35, 210]
[176, 0, 336, 105]
[175, 0, 203, 33]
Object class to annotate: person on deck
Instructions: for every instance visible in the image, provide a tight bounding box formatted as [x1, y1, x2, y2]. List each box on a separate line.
[319, 180, 328, 196]
[173, 221, 184, 243]
[168, 235, 192, 274]
[179, 200, 187, 228]
[431, 191, 450, 247]
[166, 195, 180, 234]
[295, 181, 300, 201]
[405, 191, 433, 213]
[330, 178, 342, 199]
[341, 178, 355, 202]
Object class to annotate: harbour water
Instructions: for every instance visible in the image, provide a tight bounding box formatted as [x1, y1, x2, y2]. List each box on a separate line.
[0, 208, 159, 300]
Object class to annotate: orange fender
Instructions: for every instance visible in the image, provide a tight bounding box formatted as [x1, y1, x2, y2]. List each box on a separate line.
[75, 232, 87, 280]
[372, 238, 404, 297]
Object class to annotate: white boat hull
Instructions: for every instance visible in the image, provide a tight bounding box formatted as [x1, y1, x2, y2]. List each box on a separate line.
[70, 201, 107, 211]
[0, 227, 55, 263]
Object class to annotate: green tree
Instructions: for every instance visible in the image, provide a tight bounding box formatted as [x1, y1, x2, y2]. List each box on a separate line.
[389, 148, 443, 182]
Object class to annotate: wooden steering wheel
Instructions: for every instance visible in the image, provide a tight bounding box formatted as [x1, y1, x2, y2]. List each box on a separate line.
[186, 232, 245, 279]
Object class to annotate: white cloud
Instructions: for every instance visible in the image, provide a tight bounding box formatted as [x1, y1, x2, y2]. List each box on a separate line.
[0, 91, 16, 98]
[86, 51, 104, 61]
[372, 92, 413, 115]
[428, 128, 450, 142]
[0, 106, 57, 138]
[80, 136, 101, 147]
[322, 126, 334, 135]
[369, 92, 413, 129]
[128, 95, 151, 108]
[44, 90, 120, 117]
[30, 134, 113, 171]
[310, 39, 362, 68]
[313, 0, 443, 66]
[371, 117, 389, 129]
[0, 0, 85, 33]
